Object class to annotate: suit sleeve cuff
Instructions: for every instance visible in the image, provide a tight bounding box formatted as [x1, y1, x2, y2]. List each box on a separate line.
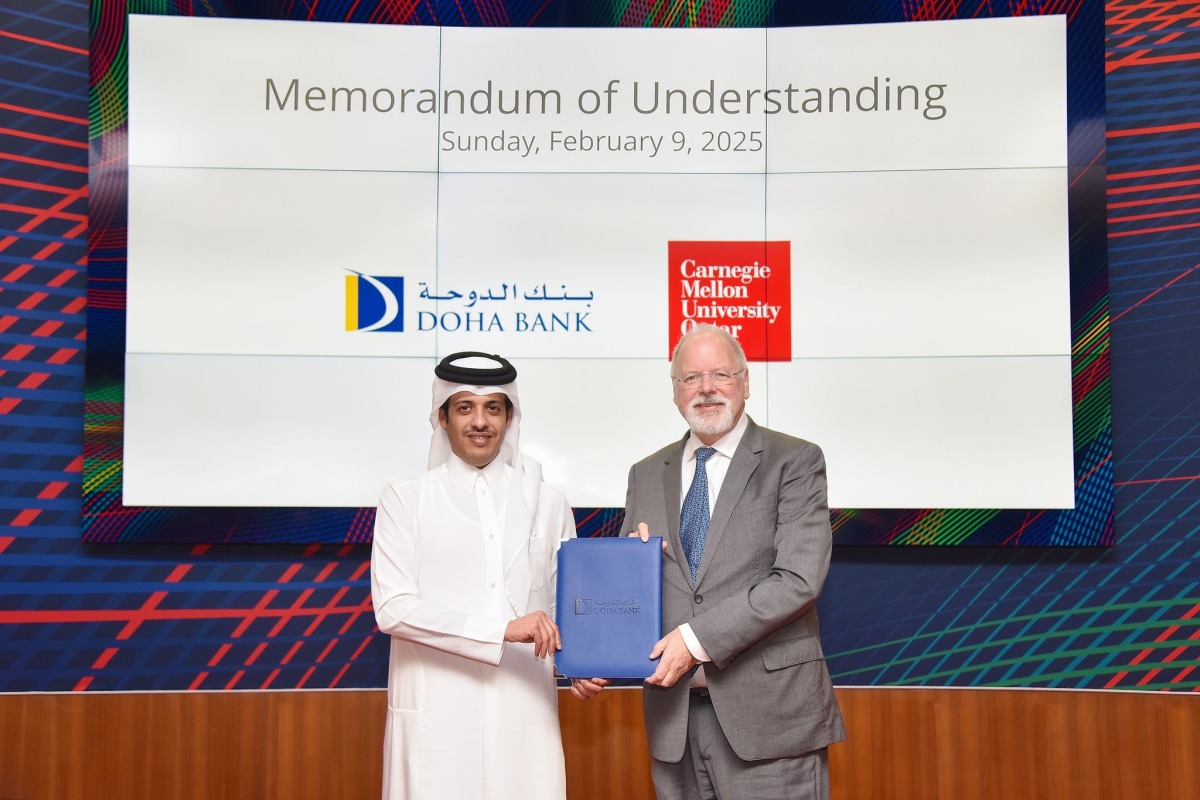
[678, 623, 711, 662]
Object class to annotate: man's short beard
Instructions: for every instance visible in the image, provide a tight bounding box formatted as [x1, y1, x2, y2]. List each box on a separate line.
[685, 392, 734, 438]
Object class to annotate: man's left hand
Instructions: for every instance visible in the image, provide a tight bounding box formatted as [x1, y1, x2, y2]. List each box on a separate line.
[504, 610, 561, 659]
[645, 628, 698, 688]
[569, 677, 611, 700]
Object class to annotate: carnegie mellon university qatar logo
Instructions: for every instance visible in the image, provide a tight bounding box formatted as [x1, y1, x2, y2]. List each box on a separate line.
[668, 241, 791, 360]
[345, 271, 405, 332]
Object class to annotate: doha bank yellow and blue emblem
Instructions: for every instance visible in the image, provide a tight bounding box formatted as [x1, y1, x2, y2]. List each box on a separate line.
[345, 271, 405, 332]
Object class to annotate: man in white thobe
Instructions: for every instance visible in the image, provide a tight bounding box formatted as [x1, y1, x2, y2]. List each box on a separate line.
[370, 352, 579, 800]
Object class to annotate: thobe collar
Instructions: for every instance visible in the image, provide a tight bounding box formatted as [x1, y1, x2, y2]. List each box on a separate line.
[445, 451, 508, 496]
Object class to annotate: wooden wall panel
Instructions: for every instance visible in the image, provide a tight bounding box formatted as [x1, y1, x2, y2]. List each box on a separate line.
[0, 690, 386, 800]
[830, 688, 1200, 800]
[559, 687, 655, 800]
[1, 687, 1197, 800]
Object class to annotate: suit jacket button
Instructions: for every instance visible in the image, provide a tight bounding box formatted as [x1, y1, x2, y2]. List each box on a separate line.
[694, 594, 703, 603]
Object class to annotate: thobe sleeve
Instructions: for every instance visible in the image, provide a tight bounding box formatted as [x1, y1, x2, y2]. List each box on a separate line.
[371, 481, 508, 665]
[548, 493, 577, 621]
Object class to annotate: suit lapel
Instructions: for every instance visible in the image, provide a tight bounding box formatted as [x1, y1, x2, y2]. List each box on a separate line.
[695, 419, 763, 586]
[660, 435, 691, 587]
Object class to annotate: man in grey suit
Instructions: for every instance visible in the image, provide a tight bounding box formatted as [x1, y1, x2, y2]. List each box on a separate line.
[628, 323, 846, 799]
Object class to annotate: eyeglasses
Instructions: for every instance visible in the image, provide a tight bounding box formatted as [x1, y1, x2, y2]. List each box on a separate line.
[672, 369, 744, 388]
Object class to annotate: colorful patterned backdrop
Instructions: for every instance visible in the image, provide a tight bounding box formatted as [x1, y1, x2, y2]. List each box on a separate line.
[0, 0, 1196, 692]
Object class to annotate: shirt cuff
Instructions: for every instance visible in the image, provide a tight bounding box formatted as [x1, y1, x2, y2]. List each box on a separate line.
[678, 623, 711, 662]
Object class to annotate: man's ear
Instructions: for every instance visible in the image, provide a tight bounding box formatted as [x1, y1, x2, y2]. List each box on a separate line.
[505, 407, 514, 429]
[438, 408, 449, 430]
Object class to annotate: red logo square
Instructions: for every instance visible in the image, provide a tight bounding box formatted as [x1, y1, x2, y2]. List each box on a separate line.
[667, 241, 792, 361]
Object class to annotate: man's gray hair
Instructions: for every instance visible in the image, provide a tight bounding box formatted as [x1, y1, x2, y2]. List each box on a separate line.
[669, 323, 749, 378]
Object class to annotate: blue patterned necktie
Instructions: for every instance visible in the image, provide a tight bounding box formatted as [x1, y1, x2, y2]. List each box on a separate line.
[680, 446, 717, 582]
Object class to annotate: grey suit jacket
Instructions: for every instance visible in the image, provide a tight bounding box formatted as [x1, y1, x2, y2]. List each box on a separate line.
[625, 416, 846, 763]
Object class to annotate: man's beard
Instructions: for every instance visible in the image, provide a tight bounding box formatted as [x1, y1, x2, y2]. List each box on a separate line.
[685, 392, 734, 438]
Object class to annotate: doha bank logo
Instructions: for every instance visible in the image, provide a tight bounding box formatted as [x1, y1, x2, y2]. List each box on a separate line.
[345, 271, 404, 332]
[574, 597, 642, 615]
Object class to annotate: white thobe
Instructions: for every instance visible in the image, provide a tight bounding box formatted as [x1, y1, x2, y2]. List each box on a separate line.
[371, 452, 575, 800]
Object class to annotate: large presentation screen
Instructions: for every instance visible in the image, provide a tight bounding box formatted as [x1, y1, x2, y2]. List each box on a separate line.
[84, 6, 1112, 546]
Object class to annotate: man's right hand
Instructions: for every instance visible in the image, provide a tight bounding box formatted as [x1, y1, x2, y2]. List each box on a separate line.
[628, 521, 667, 552]
[504, 610, 561, 659]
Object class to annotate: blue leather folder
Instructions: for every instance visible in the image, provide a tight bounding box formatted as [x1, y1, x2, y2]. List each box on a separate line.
[555, 536, 662, 679]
